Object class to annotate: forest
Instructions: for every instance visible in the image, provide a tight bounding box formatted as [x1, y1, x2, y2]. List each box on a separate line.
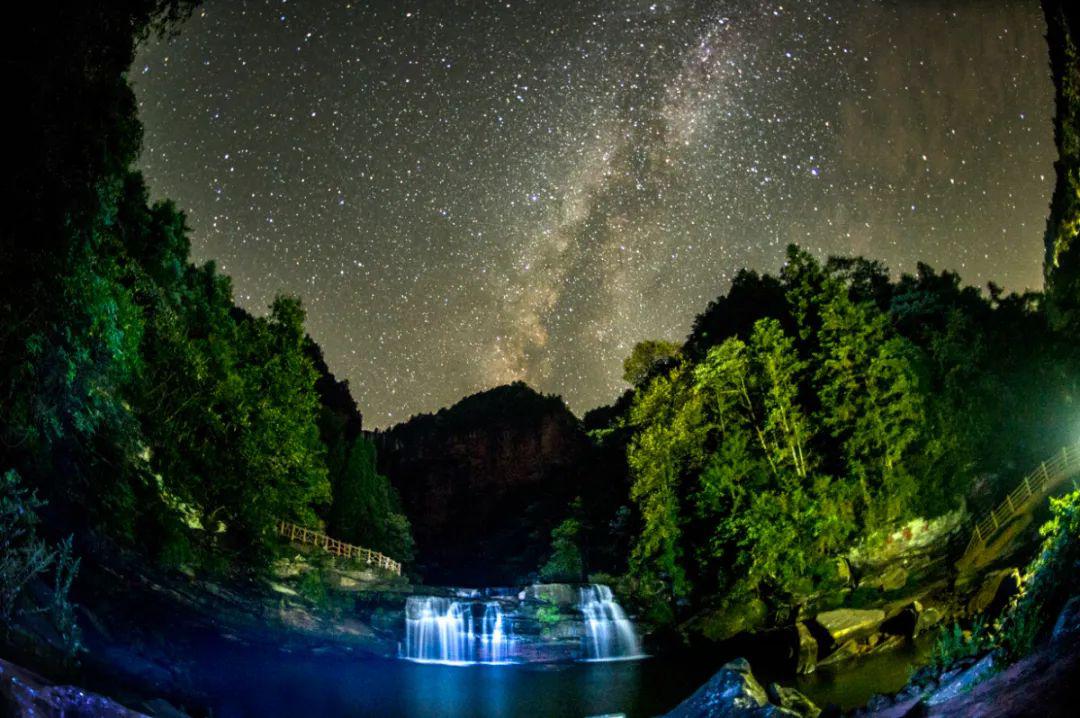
[1, 1, 1079, 716]
[1, 1, 412, 641]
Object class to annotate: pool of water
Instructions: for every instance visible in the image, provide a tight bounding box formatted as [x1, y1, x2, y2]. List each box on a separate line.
[184, 635, 932, 717]
[191, 646, 711, 718]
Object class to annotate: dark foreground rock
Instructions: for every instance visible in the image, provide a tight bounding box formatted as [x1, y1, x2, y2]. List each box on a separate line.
[0, 656, 166, 717]
[664, 658, 819, 718]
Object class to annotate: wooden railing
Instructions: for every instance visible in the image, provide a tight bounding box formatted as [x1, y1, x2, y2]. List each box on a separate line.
[277, 520, 402, 575]
[959, 443, 1080, 568]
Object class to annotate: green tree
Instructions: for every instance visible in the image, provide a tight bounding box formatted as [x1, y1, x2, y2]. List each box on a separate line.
[623, 339, 681, 387]
[327, 434, 414, 562]
[539, 499, 586, 582]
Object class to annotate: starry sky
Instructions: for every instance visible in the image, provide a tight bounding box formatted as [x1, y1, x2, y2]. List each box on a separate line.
[134, 0, 1055, 426]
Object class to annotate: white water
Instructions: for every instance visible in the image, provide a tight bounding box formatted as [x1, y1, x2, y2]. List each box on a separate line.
[401, 596, 513, 664]
[579, 584, 643, 661]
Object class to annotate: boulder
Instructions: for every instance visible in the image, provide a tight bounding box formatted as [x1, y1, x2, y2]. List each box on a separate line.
[818, 639, 862, 668]
[925, 651, 997, 706]
[859, 565, 909, 592]
[523, 583, 580, 607]
[915, 604, 944, 637]
[1, 658, 147, 717]
[664, 658, 802, 717]
[767, 683, 822, 718]
[966, 568, 1020, 617]
[1051, 595, 1080, 642]
[814, 608, 885, 645]
[881, 601, 920, 637]
[794, 622, 818, 675]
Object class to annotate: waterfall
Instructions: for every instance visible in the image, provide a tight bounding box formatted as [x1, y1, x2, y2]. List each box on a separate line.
[401, 596, 513, 664]
[579, 584, 643, 661]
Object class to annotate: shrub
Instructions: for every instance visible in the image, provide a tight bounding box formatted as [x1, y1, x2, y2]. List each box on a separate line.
[0, 470, 81, 657]
[0, 470, 53, 627]
[930, 618, 993, 671]
[999, 489, 1080, 661]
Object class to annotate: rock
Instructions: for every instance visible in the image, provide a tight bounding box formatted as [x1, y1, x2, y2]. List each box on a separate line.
[0, 657, 149, 717]
[867, 634, 905, 655]
[1051, 595, 1080, 642]
[814, 608, 885, 645]
[794, 622, 818, 675]
[767, 683, 822, 718]
[915, 604, 944, 637]
[137, 698, 191, 718]
[818, 639, 862, 667]
[847, 509, 966, 571]
[860, 565, 909, 592]
[966, 568, 1020, 617]
[664, 658, 801, 717]
[523, 583, 580, 606]
[925, 652, 997, 706]
[881, 601, 922, 638]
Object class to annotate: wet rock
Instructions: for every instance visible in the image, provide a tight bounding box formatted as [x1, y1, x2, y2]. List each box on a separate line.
[1051, 595, 1080, 642]
[966, 568, 1020, 617]
[925, 652, 997, 706]
[664, 658, 801, 717]
[814, 608, 885, 645]
[0, 657, 150, 717]
[523, 583, 580, 606]
[868, 635, 906, 655]
[137, 698, 191, 718]
[767, 682, 822, 718]
[818, 639, 861, 667]
[795, 622, 818, 675]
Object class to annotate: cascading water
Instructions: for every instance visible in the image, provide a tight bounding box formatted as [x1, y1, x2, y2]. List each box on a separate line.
[579, 584, 643, 661]
[401, 596, 513, 664]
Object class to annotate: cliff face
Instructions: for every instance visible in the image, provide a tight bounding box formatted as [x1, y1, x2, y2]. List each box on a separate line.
[373, 383, 593, 585]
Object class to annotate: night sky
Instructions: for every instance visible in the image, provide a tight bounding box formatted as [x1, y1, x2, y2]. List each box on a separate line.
[134, 0, 1055, 426]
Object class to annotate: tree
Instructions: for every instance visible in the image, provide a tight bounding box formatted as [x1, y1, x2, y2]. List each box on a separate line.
[327, 434, 414, 562]
[622, 340, 681, 387]
[1042, 0, 1080, 332]
[539, 499, 586, 582]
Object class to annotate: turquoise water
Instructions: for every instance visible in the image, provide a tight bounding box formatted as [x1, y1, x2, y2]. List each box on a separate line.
[192, 647, 710, 718]
[184, 635, 931, 717]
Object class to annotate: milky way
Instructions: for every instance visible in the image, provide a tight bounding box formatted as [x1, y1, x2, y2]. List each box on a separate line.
[134, 0, 1054, 426]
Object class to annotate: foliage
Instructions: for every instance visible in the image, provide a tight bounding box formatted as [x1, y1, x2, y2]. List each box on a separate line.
[297, 562, 330, 609]
[625, 246, 1074, 621]
[623, 339, 681, 387]
[1042, 1, 1080, 332]
[535, 603, 562, 637]
[539, 499, 586, 582]
[0, 1, 410, 578]
[931, 619, 994, 672]
[999, 489, 1080, 661]
[0, 471, 54, 628]
[326, 434, 413, 563]
[0, 470, 81, 657]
